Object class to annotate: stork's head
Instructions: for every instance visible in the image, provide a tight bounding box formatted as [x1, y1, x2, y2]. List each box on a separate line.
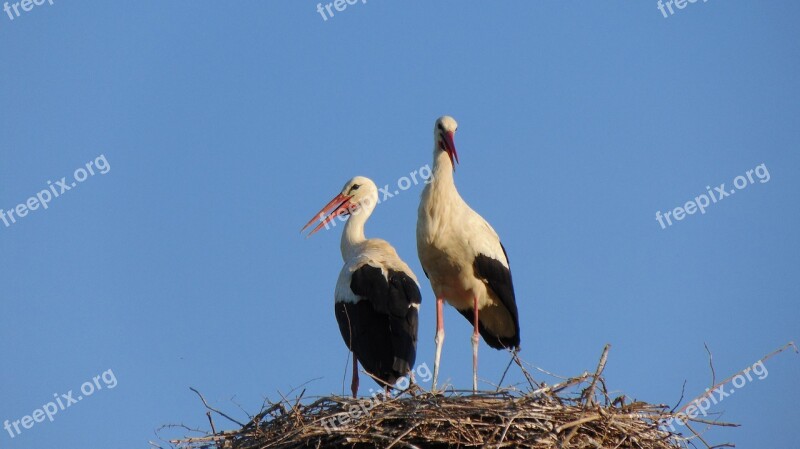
[434, 116, 459, 169]
[301, 176, 379, 237]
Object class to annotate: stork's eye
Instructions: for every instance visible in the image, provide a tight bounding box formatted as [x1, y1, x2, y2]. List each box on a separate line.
[349, 184, 361, 194]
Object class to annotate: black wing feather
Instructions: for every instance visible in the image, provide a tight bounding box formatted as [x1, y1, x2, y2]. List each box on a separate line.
[463, 243, 521, 350]
[335, 265, 420, 386]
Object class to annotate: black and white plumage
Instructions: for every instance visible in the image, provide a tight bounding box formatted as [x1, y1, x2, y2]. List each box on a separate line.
[336, 265, 420, 386]
[416, 116, 521, 392]
[303, 176, 421, 397]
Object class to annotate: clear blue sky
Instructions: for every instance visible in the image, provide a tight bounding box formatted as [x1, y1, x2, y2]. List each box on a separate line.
[1, 1, 798, 448]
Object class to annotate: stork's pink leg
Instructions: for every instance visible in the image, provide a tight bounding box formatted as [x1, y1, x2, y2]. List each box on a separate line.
[433, 297, 445, 391]
[472, 296, 480, 393]
[351, 356, 359, 398]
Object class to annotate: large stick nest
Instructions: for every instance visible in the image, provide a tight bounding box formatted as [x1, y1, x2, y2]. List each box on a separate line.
[168, 359, 730, 448]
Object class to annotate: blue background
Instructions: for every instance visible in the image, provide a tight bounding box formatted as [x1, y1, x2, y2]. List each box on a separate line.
[1, 1, 798, 448]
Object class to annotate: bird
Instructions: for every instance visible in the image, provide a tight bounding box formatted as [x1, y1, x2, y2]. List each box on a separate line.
[416, 116, 521, 392]
[303, 176, 421, 398]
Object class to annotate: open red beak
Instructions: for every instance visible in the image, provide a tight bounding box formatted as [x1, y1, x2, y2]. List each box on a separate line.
[301, 193, 353, 237]
[442, 131, 459, 169]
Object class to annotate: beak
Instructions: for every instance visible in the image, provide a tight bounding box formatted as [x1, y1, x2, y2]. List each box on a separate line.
[301, 193, 353, 237]
[442, 131, 459, 169]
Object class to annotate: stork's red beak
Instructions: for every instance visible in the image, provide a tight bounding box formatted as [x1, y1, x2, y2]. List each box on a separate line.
[441, 131, 459, 169]
[301, 193, 353, 237]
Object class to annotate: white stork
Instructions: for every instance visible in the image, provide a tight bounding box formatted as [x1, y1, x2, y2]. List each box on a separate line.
[417, 116, 521, 392]
[303, 176, 421, 398]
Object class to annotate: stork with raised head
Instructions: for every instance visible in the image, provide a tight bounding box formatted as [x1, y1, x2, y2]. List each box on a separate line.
[303, 176, 421, 398]
[417, 116, 521, 392]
